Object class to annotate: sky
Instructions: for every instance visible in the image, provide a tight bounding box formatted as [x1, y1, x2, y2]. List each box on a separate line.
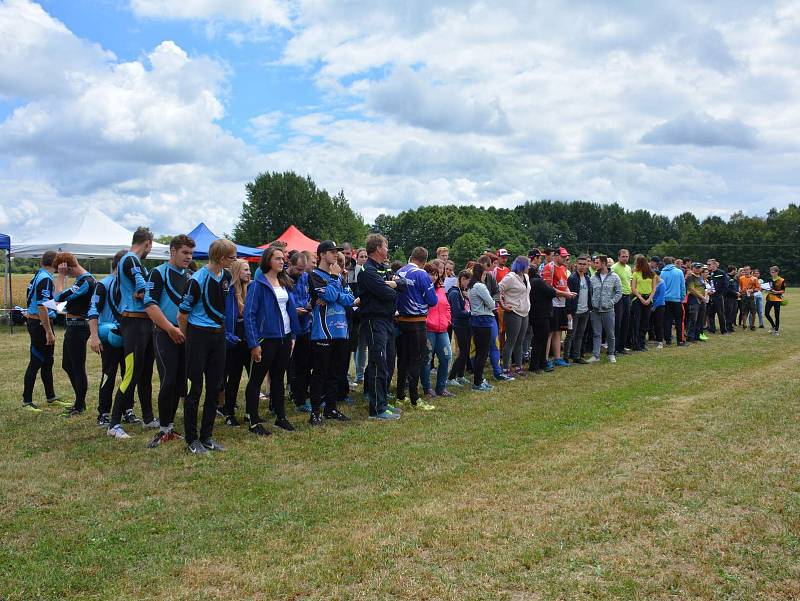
[1, 0, 799, 240]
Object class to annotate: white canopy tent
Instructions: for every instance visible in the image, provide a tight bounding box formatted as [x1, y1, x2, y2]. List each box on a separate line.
[11, 208, 170, 260]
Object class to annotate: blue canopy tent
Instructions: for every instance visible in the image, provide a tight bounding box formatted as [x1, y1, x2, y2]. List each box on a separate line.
[186, 223, 264, 260]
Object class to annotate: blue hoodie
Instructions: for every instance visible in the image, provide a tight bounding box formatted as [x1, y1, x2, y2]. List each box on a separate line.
[243, 273, 301, 349]
[660, 264, 686, 303]
[309, 268, 355, 341]
[395, 262, 438, 316]
[651, 279, 666, 309]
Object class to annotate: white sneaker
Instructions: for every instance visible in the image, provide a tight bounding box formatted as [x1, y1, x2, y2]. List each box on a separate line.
[142, 418, 160, 429]
[446, 378, 463, 387]
[609, 355, 617, 364]
[107, 425, 130, 439]
[656, 342, 664, 349]
[586, 356, 600, 363]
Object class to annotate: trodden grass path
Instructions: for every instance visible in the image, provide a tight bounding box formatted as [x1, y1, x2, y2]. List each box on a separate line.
[0, 302, 798, 600]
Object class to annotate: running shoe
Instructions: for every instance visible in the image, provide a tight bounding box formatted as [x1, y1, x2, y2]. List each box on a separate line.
[22, 401, 42, 412]
[309, 412, 324, 426]
[324, 408, 351, 421]
[368, 410, 400, 421]
[456, 377, 470, 386]
[249, 423, 271, 436]
[573, 357, 589, 364]
[438, 389, 455, 398]
[187, 440, 209, 454]
[609, 355, 617, 364]
[215, 409, 226, 418]
[47, 396, 71, 407]
[224, 414, 240, 427]
[424, 390, 437, 398]
[554, 358, 570, 367]
[62, 407, 83, 417]
[164, 430, 183, 441]
[416, 401, 435, 411]
[274, 418, 296, 431]
[122, 409, 141, 424]
[141, 418, 160, 429]
[698, 333, 709, 341]
[294, 402, 312, 413]
[494, 372, 514, 382]
[201, 438, 225, 452]
[446, 378, 463, 387]
[107, 425, 130, 439]
[472, 382, 493, 392]
[586, 356, 600, 363]
[147, 431, 169, 448]
[386, 404, 402, 414]
[96, 413, 110, 426]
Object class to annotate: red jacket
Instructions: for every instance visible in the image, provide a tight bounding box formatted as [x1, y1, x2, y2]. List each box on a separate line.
[426, 286, 451, 333]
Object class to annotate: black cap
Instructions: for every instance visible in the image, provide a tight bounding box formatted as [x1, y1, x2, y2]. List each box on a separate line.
[692, 262, 704, 269]
[317, 240, 343, 254]
[528, 248, 541, 258]
[650, 256, 661, 263]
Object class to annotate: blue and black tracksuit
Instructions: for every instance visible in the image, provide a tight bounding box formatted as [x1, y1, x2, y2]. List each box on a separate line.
[309, 268, 355, 415]
[356, 257, 405, 416]
[288, 271, 312, 408]
[145, 263, 190, 429]
[23, 268, 56, 404]
[242, 273, 301, 426]
[110, 252, 155, 429]
[56, 272, 97, 411]
[179, 266, 232, 444]
[89, 275, 124, 416]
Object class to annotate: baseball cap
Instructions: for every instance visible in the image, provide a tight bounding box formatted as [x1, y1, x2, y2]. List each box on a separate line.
[528, 248, 542, 258]
[650, 256, 661, 263]
[692, 262, 704, 269]
[558, 247, 570, 257]
[317, 240, 343, 254]
[497, 248, 510, 257]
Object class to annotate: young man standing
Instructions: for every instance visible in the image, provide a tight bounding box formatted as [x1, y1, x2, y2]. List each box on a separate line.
[706, 259, 728, 334]
[395, 247, 438, 409]
[144, 235, 195, 448]
[660, 257, 687, 346]
[358, 234, 405, 420]
[107, 227, 158, 439]
[178, 238, 236, 454]
[588, 255, 622, 363]
[54, 253, 97, 416]
[22, 250, 60, 411]
[685, 262, 706, 342]
[287, 252, 312, 412]
[564, 255, 592, 364]
[541, 247, 571, 367]
[738, 265, 759, 331]
[88, 250, 126, 426]
[308, 241, 355, 425]
[611, 249, 632, 355]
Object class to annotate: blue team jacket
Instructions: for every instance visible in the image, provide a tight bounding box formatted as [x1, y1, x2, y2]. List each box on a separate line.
[395, 262, 438, 316]
[243, 273, 301, 349]
[289, 271, 312, 335]
[309, 268, 355, 341]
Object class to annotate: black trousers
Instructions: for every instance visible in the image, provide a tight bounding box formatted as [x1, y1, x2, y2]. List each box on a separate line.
[630, 297, 651, 351]
[396, 320, 427, 402]
[288, 332, 311, 406]
[153, 328, 186, 428]
[245, 335, 291, 425]
[62, 320, 90, 410]
[98, 344, 125, 416]
[23, 319, 55, 403]
[614, 294, 631, 353]
[765, 300, 782, 331]
[223, 340, 250, 416]
[685, 302, 700, 341]
[707, 296, 727, 333]
[725, 296, 739, 331]
[663, 301, 684, 344]
[310, 338, 350, 413]
[110, 316, 155, 428]
[363, 318, 393, 416]
[448, 325, 471, 379]
[184, 325, 225, 444]
[472, 325, 492, 385]
[528, 316, 551, 371]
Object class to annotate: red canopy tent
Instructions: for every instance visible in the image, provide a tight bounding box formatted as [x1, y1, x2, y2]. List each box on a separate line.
[248, 225, 320, 261]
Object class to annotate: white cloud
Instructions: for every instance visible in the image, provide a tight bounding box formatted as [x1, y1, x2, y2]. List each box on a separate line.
[129, 0, 290, 27]
[641, 111, 759, 149]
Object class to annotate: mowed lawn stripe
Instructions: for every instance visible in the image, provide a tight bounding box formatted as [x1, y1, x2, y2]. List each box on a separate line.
[0, 305, 797, 600]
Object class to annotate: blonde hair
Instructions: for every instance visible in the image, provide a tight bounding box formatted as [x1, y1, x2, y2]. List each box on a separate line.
[229, 259, 250, 314]
[209, 239, 236, 263]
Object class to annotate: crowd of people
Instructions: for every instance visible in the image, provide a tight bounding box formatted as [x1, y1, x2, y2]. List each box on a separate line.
[20, 227, 787, 454]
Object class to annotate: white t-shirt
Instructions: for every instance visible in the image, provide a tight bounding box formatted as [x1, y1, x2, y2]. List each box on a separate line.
[274, 284, 291, 334]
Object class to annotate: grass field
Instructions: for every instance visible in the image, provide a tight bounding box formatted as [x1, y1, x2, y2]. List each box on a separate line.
[1, 293, 799, 600]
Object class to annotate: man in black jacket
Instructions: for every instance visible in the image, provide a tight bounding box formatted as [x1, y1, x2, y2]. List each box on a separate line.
[706, 259, 728, 334]
[357, 234, 406, 420]
[563, 255, 592, 363]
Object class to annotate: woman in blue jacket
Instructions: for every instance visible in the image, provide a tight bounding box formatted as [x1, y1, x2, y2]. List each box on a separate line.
[243, 247, 301, 435]
[446, 269, 471, 386]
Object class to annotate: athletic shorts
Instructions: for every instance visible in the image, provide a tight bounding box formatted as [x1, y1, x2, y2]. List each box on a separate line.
[550, 306, 568, 332]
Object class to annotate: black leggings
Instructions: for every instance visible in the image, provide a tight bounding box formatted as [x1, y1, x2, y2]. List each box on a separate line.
[223, 340, 250, 416]
[62, 321, 90, 410]
[98, 345, 125, 416]
[448, 326, 471, 380]
[289, 333, 311, 406]
[110, 316, 155, 428]
[528, 316, 551, 371]
[245, 335, 291, 425]
[765, 300, 782, 331]
[153, 328, 186, 428]
[310, 338, 350, 414]
[472, 326, 492, 386]
[23, 319, 55, 403]
[184, 325, 225, 444]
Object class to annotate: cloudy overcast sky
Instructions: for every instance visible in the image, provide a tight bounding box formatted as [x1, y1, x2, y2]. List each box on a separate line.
[1, 0, 799, 240]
